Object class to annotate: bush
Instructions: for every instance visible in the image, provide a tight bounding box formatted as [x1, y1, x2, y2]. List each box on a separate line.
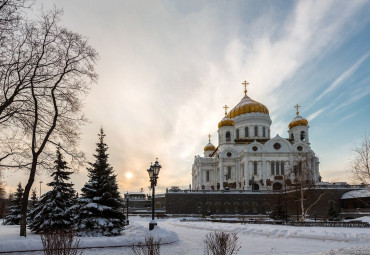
[131, 235, 161, 255]
[203, 231, 241, 255]
[40, 230, 82, 255]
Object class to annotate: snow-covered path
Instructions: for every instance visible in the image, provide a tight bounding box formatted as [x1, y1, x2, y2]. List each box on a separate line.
[83, 217, 370, 255]
[1, 217, 370, 254]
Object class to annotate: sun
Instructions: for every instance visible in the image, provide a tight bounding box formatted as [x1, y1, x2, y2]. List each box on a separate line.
[125, 172, 133, 179]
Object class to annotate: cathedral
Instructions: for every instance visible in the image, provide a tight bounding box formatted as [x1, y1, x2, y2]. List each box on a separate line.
[192, 81, 320, 191]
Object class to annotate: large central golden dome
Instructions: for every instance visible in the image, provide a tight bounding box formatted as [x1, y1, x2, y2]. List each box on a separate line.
[227, 95, 269, 118]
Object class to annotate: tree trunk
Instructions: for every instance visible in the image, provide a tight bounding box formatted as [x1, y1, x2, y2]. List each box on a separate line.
[20, 160, 37, 236]
[300, 183, 305, 222]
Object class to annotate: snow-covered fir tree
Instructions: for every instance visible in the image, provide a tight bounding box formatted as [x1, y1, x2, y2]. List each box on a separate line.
[27, 189, 38, 223]
[77, 128, 125, 236]
[28, 148, 76, 233]
[3, 183, 23, 225]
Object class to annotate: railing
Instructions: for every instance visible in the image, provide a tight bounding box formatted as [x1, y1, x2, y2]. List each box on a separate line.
[166, 185, 365, 194]
[180, 218, 370, 227]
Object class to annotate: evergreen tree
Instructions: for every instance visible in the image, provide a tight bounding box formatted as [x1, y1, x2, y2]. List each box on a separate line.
[28, 148, 76, 233]
[3, 183, 23, 225]
[78, 128, 125, 236]
[27, 189, 38, 223]
[269, 203, 290, 222]
[327, 203, 341, 221]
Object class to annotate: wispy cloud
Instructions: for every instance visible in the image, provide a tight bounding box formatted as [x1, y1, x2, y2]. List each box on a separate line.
[315, 52, 369, 103]
[307, 108, 325, 122]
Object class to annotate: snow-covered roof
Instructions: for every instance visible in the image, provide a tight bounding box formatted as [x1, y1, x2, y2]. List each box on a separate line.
[341, 190, 370, 199]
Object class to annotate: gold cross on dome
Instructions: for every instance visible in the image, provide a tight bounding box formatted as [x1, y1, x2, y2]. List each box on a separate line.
[242, 80, 249, 95]
[294, 104, 300, 116]
[208, 134, 211, 143]
[223, 105, 229, 116]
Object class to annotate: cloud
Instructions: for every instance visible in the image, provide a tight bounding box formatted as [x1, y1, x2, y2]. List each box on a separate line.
[307, 109, 325, 122]
[315, 52, 369, 103]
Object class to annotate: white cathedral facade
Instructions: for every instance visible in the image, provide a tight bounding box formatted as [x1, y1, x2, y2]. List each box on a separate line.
[192, 81, 320, 191]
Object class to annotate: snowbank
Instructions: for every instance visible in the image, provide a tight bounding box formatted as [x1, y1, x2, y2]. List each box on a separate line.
[341, 189, 370, 199]
[0, 223, 178, 253]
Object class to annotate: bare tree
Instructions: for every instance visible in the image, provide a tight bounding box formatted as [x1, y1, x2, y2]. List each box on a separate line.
[352, 134, 370, 186]
[131, 235, 161, 255]
[0, 4, 98, 236]
[203, 231, 241, 255]
[293, 153, 326, 222]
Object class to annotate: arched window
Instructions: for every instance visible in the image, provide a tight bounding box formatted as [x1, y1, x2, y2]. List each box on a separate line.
[271, 162, 275, 175]
[245, 127, 249, 137]
[253, 162, 258, 175]
[276, 162, 280, 175]
[255, 126, 258, 137]
[291, 133, 294, 140]
[300, 131, 305, 141]
[263, 127, 266, 137]
[281, 162, 284, 175]
[206, 170, 210, 182]
[226, 131, 231, 142]
[236, 129, 239, 139]
[227, 166, 231, 180]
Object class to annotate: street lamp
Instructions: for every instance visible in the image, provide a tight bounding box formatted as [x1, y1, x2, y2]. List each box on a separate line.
[39, 181, 43, 198]
[147, 159, 161, 230]
[126, 191, 129, 225]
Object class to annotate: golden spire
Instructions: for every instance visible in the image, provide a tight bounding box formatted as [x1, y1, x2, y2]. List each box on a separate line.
[223, 105, 229, 116]
[242, 80, 249, 96]
[208, 134, 211, 143]
[294, 104, 300, 116]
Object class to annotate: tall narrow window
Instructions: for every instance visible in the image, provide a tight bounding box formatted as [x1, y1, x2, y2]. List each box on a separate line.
[263, 127, 266, 137]
[227, 166, 231, 180]
[271, 162, 275, 175]
[291, 133, 294, 141]
[245, 127, 249, 137]
[300, 131, 305, 141]
[206, 170, 210, 182]
[255, 126, 258, 137]
[281, 162, 284, 175]
[236, 129, 239, 139]
[226, 131, 231, 142]
[276, 162, 280, 175]
[253, 162, 258, 175]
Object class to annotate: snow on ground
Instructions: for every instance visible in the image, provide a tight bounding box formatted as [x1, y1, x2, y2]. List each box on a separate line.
[0, 217, 369, 254]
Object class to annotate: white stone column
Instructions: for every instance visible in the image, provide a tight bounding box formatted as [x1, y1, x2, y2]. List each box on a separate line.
[262, 158, 267, 188]
[200, 165, 204, 189]
[245, 157, 249, 189]
[236, 162, 240, 189]
[219, 159, 224, 190]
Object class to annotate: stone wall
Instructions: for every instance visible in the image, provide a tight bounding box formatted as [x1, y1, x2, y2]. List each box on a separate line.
[165, 188, 357, 219]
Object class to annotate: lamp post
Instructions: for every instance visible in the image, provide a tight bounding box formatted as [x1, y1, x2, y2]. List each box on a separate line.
[147, 159, 161, 230]
[126, 191, 129, 225]
[39, 181, 43, 198]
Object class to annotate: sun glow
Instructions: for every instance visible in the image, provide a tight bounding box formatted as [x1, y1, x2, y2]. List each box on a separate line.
[125, 172, 133, 179]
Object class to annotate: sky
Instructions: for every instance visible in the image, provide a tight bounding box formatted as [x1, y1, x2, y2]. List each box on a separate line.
[3, 0, 370, 196]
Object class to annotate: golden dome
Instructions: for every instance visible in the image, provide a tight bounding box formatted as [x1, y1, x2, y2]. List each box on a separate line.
[227, 95, 269, 118]
[218, 116, 235, 128]
[288, 104, 308, 129]
[204, 142, 216, 151]
[288, 116, 308, 129]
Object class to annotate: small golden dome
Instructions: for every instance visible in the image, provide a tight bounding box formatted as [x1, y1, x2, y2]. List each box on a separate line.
[288, 104, 308, 129]
[204, 142, 216, 151]
[218, 116, 235, 128]
[227, 95, 269, 118]
[288, 116, 308, 129]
